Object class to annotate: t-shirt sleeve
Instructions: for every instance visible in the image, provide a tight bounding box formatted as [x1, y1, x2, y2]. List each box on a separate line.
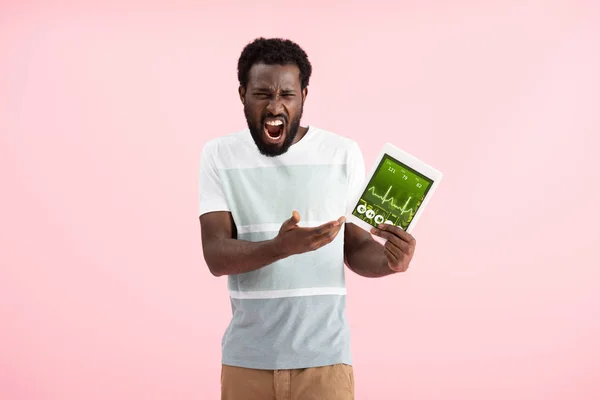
[198, 141, 231, 216]
[346, 140, 366, 215]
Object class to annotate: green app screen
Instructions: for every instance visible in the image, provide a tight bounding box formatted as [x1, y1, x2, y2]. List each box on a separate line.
[352, 155, 434, 230]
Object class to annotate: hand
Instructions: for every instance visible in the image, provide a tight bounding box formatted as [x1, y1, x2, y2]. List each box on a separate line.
[275, 211, 346, 257]
[370, 224, 416, 272]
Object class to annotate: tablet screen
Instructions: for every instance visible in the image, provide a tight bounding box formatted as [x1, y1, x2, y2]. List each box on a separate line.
[352, 154, 434, 230]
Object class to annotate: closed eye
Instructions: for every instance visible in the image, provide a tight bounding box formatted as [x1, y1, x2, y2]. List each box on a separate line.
[252, 91, 295, 98]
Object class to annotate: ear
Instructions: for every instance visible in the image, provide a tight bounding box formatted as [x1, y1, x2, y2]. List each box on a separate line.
[302, 87, 308, 104]
[238, 86, 246, 105]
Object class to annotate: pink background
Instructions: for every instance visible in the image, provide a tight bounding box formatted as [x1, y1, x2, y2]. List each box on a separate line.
[1, 1, 599, 399]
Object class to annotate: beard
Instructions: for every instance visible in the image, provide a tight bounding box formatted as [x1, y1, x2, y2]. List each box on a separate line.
[245, 105, 303, 157]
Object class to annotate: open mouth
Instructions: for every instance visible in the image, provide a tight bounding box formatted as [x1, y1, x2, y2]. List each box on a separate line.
[263, 118, 285, 144]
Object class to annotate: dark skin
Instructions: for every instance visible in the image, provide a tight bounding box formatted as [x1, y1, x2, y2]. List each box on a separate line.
[241, 63, 308, 156]
[200, 63, 416, 277]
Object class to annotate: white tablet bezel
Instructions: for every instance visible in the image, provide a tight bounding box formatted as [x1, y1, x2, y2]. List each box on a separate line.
[346, 142, 443, 235]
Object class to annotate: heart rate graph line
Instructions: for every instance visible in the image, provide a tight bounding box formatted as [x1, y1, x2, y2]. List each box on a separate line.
[367, 186, 415, 216]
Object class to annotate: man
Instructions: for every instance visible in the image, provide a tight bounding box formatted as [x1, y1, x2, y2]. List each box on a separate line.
[198, 37, 416, 399]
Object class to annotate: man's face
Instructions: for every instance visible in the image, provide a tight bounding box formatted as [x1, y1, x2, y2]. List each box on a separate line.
[240, 63, 307, 157]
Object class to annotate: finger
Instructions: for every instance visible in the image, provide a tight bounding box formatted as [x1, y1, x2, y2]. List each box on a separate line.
[313, 216, 345, 235]
[385, 247, 409, 272]
[388, 235, 411, 255]
[370, 227, 409, 252]
[315, 222, 343, 243]
[292, 210, 301, 224]
[384, 247, 397, 266]
[377, 223, 415, 245]
[309, 222, 344, 250]
[384, 240, 402, 260]
[281, 211, 301, 231]
[313, 222, 339, 236]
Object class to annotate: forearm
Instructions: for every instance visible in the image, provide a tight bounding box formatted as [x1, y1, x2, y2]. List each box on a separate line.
[203, 237, 286, 276]
[345, 239, 396, 278]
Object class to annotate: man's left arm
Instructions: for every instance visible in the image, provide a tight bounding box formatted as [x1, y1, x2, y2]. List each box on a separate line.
[343, 222, 416, 277]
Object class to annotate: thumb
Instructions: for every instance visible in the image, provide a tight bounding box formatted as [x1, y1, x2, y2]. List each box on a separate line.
[281, 210, 301, 231]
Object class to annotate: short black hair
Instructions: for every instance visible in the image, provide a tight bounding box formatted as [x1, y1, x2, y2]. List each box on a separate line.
[237, 37, 312, 90]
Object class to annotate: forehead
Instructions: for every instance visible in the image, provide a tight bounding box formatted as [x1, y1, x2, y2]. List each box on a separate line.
[247, 63, 301, 89]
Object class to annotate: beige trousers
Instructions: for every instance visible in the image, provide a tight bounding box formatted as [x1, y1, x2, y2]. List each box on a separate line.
[221, 363, 354, 400]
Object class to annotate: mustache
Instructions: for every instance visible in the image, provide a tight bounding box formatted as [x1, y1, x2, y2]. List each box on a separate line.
[262, 113, 288, 124]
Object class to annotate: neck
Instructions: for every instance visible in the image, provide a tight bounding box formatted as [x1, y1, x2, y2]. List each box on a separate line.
[292, 125, 309, 145]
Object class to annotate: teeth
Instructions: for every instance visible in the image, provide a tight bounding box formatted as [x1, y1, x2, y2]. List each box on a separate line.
[265, 120, 283, 126]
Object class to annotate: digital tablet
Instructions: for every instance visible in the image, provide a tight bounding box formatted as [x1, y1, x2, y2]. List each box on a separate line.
[347, 142, 443, 234]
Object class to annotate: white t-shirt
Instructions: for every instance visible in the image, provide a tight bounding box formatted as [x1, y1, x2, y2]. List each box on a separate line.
[198, 125, 365, 369]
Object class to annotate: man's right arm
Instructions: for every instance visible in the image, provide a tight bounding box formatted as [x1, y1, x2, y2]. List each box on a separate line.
[199, 210, 345, 277]
[197, 142, 342, 276]
[200, 211, 287, 277]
